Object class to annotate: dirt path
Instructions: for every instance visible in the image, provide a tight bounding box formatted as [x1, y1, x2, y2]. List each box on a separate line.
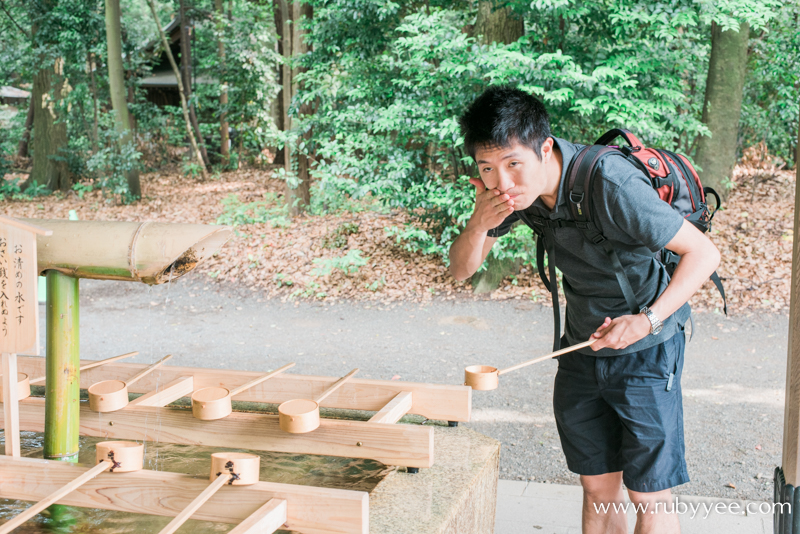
[43, 272, 783, 502]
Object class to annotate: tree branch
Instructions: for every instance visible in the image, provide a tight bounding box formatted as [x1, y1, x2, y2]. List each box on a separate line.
[0, 0, 29, 38]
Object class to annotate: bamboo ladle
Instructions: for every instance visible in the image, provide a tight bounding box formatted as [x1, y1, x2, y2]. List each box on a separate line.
[88, 354, 173, 412]
[0, 454, 125, 534]
[96, 441, 145, 473]
[0, 351, 138, 402]
[191, 363, 296, 420]
[157, 453, 261, 534]
[465, 339, 596, 390]
[279, 368, 359, 434]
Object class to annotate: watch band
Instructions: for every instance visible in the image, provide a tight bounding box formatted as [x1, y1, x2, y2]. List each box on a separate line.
[639, 306, 663, 335]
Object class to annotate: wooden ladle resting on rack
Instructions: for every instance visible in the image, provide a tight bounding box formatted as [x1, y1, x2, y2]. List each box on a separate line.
[465, 340, 596, 390]
[191, 363, 296, 421]
[157, 453, 261, 534]
[279, 369, 359, 434]
[0, 351, 138, 402]
[88, 354, 172, 412]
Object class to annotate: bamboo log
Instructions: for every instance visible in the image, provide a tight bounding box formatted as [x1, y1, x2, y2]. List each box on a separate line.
[43, 271, 79, 462]
[24, 219, 231, 285]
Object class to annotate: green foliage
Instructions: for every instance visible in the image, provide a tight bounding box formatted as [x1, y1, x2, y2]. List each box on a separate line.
[84, 125, 142, 203]
[740, 1, 800, 164]
[311, 250, 369, 276]
[320, 222, 360, 249]
[216, 193, 291, 228]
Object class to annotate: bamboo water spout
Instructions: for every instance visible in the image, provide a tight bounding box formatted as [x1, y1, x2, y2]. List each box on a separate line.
[25, 219, 232, 285]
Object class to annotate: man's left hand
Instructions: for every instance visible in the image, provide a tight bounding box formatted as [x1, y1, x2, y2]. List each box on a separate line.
[590, 314, 652, 351]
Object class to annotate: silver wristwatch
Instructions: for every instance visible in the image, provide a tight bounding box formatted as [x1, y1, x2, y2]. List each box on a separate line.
[640, 306, 663, 335]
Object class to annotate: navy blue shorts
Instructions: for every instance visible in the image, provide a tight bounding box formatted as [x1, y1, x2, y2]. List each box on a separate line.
[553, 331, 689, 493]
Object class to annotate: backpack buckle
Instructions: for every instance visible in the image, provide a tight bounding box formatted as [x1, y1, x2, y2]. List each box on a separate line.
[569, 191, 584, 204]
[591, 234, 606, 245]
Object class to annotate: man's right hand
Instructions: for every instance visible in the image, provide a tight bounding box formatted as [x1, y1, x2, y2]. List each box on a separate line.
[468, 178, 515, 233]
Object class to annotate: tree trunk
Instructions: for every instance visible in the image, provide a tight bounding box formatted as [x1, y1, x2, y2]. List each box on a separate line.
[179, 0, 209, 168]
[31, 58, 71, 191]
[694, 21, 750, 201]
[105, 0, 141, 199]
[15, 97, 34, 160]
[215, 0, 230, 166]
[473, 0, 524, 45]
[88, 53, 99, 151]
[286, 0, 311, 215]
[271, 0, 285, 165]
[146, 0, 207, 179]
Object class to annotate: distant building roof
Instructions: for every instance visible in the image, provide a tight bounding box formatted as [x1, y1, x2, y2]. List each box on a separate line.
[139, 71, 216, 87]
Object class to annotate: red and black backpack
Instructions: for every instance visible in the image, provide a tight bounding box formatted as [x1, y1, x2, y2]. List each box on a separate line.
[531, 129, 726, 350]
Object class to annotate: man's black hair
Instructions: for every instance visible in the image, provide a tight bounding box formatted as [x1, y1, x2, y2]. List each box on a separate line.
[459, 85, 551, 161]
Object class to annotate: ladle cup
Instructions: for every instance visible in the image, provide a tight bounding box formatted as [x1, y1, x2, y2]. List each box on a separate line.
[88, 354, 172, 412]
[95, 441, 144, 473]
[0, 351, 137, 402]
[157, 452, 260, 534]
[465, 339, 596, 391]
[278, 368, 359, 434]
[191, 362, 296, 420]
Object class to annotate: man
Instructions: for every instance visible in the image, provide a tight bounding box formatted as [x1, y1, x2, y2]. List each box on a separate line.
[449, 86, 720, 534]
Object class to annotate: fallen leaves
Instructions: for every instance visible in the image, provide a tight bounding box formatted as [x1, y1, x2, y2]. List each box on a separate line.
[0, 162, 795, 315]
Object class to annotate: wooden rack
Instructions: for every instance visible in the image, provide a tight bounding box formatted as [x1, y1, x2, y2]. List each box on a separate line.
[9, 356, 472, 469]
[0, 455, 368, 534]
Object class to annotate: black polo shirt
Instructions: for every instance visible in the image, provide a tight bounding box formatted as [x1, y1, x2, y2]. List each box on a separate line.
[488, 137, 691, 357]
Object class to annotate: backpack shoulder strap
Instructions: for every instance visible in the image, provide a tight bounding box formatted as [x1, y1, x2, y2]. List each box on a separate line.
[565, 144, 641, 316]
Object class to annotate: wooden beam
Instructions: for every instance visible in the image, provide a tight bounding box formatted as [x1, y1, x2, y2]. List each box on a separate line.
[228, 498, 287, 534]
[0, 455, 368, 534]
[368, 392, 412, 425]
[1, 353, 20, 457]
[3, 398, 434, 468]
[129, 376, 194, 407]
[782, 107, 800, 486]
[16, 356, 471, 422]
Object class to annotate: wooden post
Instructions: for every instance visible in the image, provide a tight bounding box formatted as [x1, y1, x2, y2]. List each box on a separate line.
[2, 353, 20, 456]
[44, 270, 80, 462]
[776, 98, 800, 528]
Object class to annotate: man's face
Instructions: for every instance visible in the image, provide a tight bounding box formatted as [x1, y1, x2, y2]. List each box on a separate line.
[474, 141, 549, 211]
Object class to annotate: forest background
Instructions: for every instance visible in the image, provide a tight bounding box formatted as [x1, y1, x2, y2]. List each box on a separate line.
[0, 0, 798, 313]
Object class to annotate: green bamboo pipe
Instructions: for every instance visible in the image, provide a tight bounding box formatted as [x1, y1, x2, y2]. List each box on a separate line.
[43, 270, 80, 462]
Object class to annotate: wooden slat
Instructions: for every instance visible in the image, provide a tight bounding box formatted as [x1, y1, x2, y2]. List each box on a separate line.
[3, 398, 434, 468]
[368, 392, 412, 425]
[1, 353, 20, 457]
[0, 456, 368, 534]
[16, 356, 471, 422]
[228, 498, 287, 534]
[129, 376, 194, 407]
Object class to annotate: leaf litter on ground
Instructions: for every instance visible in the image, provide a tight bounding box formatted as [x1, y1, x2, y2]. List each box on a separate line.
[0, 157, 794, 316]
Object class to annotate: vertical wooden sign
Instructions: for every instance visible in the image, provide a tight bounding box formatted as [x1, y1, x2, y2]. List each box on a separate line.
[0, 215, 51, 457]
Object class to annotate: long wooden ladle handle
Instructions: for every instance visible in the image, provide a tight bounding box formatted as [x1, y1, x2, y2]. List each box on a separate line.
[498, 340, 596, 376]
[314, 368, 359, 404]
[230, 362, 296, 396]
[125, 354, 173, 386]
[29, 351, 139, 384]
[0, 460, 112, 534]
[157, 473, 229, 534]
